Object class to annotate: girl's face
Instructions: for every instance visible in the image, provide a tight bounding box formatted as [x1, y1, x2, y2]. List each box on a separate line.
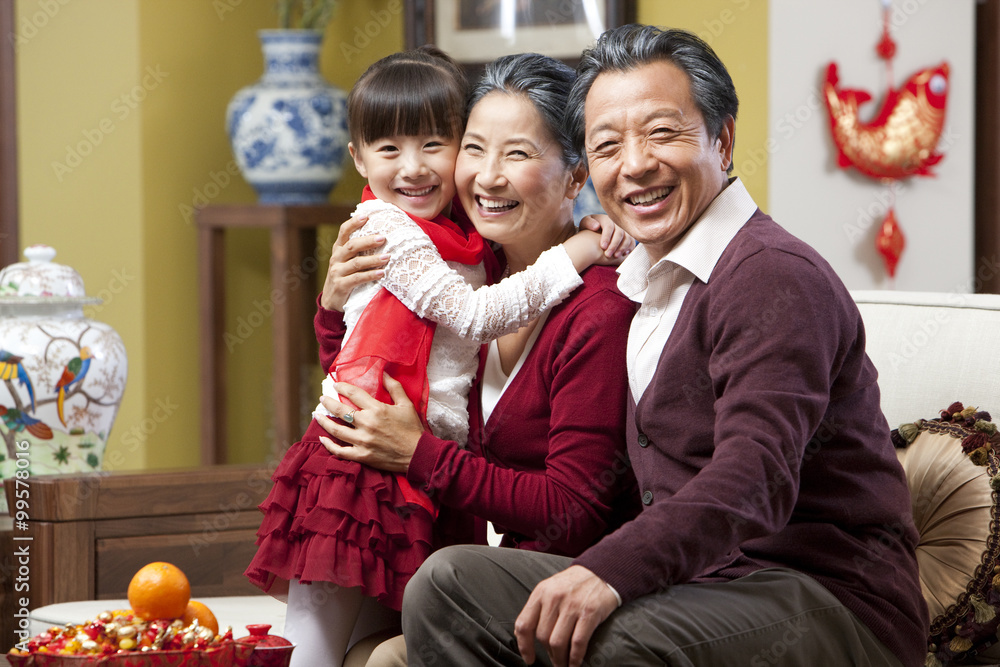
[455, 92, 584, 247]
[350, 133, 459, 220]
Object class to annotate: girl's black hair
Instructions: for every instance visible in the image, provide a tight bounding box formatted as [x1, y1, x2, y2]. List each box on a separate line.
[348, 45, 467, 146]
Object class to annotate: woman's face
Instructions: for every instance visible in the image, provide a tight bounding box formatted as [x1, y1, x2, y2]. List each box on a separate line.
[455, 92, 583, 247]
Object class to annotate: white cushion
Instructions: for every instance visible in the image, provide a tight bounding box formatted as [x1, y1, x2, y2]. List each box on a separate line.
[852, 290, 1000, 430]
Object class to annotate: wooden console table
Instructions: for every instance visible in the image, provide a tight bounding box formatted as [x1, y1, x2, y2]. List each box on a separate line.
[1, 466, 270, 650]
[196, 204, 354, 464]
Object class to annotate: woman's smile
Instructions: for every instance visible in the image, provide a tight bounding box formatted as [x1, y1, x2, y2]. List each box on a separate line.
[474, 194, 520, 214]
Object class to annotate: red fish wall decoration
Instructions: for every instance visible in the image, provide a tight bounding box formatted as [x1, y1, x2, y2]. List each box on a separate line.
[824, 62, 949, 180]
[821, 0, 949, 280]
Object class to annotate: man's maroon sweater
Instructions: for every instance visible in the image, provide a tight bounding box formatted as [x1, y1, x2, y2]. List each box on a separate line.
[575, 211, 928, 667]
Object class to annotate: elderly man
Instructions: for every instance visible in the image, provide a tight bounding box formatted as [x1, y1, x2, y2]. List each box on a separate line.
[402, 25, 927, 667]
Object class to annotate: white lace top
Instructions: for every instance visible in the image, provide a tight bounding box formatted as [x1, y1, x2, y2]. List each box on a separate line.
[314, 198, 583, 447]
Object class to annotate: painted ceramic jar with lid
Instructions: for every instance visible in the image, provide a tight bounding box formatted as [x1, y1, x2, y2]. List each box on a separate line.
[0, 246, 127, 511]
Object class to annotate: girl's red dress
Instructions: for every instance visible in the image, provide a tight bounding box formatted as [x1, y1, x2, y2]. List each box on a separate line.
[244, 187, 489, 611]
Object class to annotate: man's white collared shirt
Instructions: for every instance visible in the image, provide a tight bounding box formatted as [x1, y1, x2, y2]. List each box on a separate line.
[616, 178, 759, 401]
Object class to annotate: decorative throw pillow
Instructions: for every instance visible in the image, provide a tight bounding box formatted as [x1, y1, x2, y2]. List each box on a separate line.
[893, 402, 1000, 666]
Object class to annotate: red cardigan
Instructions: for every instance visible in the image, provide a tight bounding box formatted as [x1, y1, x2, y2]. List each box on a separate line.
[315, 265, 639, 556]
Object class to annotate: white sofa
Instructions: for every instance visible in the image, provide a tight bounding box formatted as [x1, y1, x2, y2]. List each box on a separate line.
[24, 290, 1000, 665]
[854, 290, 1000, 666]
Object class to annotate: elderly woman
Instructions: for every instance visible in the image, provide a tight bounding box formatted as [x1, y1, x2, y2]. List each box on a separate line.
[314, 53, 638, 666]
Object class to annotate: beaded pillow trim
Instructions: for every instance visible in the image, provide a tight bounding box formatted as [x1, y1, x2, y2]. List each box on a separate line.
[893, 401, 1000, 667]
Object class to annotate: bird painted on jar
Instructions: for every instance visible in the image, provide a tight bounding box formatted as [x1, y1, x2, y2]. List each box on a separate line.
[0, 406, 53, 440]
[54, 346, 93, 427]
[0, 350, 37, 413]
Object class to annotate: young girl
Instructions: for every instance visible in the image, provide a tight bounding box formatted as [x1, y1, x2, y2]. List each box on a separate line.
[244, 47, 621, 667]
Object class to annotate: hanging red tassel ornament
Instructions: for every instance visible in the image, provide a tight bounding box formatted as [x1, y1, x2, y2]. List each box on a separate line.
[875, 207, 905, 279]
[822, 0, 950, 281]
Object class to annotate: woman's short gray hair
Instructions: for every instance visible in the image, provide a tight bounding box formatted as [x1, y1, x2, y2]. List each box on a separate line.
[468, 53, 581, 167]
[566, 25, 739, 172]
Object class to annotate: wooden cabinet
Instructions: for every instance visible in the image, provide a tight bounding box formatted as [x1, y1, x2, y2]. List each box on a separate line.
[1, 466, 270, 650]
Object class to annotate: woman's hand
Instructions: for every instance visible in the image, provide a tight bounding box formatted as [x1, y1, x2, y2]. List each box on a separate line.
[315, 373, 425, 473]
[320, 213, 389, 312]
[579, 214, 635, 260]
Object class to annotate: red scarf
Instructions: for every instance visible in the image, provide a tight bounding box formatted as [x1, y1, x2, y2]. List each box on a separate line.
[331, 186, 490, 515]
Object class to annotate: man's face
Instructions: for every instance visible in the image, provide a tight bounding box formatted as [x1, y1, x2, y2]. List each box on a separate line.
[584, 60, 734, 262]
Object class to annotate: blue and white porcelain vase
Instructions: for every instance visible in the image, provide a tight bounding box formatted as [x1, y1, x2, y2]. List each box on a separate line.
[227, 30, 349, 204]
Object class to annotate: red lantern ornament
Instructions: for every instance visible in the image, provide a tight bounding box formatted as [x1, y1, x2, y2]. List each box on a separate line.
[822, 0, 949, 281]
[875, 207, 905, 279]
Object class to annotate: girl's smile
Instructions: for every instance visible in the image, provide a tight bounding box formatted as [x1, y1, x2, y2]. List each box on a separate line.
[350, 134, 459, 220]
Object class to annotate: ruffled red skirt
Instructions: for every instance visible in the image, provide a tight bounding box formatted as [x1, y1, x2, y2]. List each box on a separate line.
[244, 421, 434, 611]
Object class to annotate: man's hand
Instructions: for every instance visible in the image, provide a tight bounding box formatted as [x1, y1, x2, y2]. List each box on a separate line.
[515, 565, 618, 667]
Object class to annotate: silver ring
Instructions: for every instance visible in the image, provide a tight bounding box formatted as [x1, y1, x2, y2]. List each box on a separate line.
[342, 410, 356, 424]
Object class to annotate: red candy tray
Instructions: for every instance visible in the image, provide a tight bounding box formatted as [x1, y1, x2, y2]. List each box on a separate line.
[7, 642, 254, 667]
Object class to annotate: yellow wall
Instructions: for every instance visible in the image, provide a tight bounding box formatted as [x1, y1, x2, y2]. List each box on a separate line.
[639, 0, 769, 209]
[136, 2, 278, 468]
[14, 0, 766, 470]
[16, 0, 148, 469]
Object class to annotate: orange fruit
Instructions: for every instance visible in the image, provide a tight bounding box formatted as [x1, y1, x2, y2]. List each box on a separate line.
[127, 562, 191, 621]
[181, 600, 219, 635]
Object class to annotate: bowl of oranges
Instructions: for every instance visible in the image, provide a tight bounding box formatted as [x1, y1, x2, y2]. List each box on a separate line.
[8, 562, 257, 666]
